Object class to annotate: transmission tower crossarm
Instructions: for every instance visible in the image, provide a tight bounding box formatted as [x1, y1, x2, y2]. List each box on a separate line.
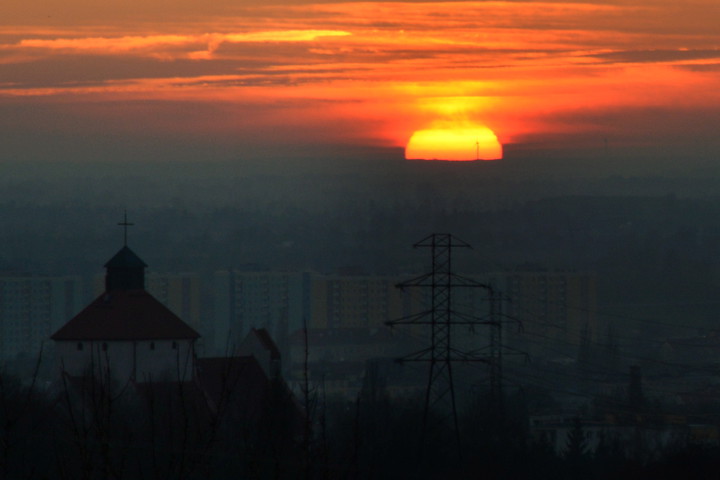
[447, 348, 492, 364]
[396, 272, 433, 288]
[395, 347, 433, 363]
[385, 309, 434, 326]
[449, 310, 497, 325]
[412, 233, 473, 249]
[447, 273, 492, 288]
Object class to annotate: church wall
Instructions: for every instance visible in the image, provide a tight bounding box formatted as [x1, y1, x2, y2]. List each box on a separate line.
[56, 340, 135, 382]
[134, 339, 195, 382]
[56, 339, 195, 383]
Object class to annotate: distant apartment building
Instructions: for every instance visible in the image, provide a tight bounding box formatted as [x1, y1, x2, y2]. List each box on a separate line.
[308, 274, 406, 330]
[212, 268, 597, 365]
[497, 270, 597, 359]
[0, 274, 82, 360]
[392, 269, 597, 359]
[212, 270, 413, 356]
[145, 272, 202, 332]
[213, 270, 305, 356]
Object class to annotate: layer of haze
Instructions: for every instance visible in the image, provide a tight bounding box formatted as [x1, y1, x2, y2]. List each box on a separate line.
[3, 3, 720, 426]
[1, 0, 719, 167]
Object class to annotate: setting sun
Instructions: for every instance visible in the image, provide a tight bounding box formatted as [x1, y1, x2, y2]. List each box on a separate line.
[405, 125, 503, 161]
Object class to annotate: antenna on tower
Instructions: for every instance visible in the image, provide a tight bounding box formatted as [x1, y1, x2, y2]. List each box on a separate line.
[476, 139, 480, 161]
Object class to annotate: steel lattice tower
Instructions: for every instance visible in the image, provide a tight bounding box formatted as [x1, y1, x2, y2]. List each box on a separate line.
[386, 233, 500, 456]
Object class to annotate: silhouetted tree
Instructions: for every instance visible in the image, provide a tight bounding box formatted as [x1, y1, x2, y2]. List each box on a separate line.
[0, 351, 54, 479]
[564, 417, 590, 479]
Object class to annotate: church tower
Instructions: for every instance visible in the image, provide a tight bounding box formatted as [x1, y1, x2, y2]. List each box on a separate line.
[104, 212, 147, 291]
[104, 246, 147, 291]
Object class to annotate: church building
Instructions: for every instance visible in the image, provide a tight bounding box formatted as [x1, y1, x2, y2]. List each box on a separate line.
[51, 243, 200, 383]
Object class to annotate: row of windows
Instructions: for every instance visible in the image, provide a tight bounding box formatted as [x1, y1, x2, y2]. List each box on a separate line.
[76, 341, 179, 351]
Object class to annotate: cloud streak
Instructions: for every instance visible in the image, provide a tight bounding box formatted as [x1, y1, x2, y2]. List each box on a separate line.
[12, 30, 351, 61]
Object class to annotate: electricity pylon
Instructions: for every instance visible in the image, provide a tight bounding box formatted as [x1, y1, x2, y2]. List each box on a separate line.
[385, 234, 500, 457]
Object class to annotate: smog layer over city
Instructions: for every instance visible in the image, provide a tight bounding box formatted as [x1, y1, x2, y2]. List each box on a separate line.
[1, 0, 720, 478]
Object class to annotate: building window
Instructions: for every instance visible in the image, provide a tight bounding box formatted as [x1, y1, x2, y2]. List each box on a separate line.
[102, 342, 108, 352]
[77, 342, 83, 351]
[150, 342, 155, 350]
[172, 341, 178, 350]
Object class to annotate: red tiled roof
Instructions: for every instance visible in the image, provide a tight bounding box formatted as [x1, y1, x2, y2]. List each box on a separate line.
[195, 356, 269, 414]
[51, 290, 200, 341]
[196, 356, 304, 435]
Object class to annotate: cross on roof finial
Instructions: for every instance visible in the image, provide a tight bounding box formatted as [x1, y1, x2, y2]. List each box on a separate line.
[118, 211, 134, 247]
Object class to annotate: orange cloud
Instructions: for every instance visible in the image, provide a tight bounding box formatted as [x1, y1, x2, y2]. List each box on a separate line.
[14, 30, 351, 60]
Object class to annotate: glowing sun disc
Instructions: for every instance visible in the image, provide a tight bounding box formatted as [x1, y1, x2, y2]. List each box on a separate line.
[406, 126, 503, 161]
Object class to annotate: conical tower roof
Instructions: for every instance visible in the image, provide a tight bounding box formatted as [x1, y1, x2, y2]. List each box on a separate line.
[104, 245, 148, 269]
[104, 245, 147, 291]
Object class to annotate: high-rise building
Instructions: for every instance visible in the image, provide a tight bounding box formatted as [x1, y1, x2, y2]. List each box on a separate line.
[212, 268, 597, 365]
[0, 274, 82, 361]
[499, 270, 597, 359]
[388, 269, 597, 359]
[213, 270, 305, 356]
[146, 272, 202, 332]
[212, 270, 413, 357]
[308, 273, 406, 330]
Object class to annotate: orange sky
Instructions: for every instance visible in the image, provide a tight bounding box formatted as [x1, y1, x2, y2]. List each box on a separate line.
[1, 0, 719, 162]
